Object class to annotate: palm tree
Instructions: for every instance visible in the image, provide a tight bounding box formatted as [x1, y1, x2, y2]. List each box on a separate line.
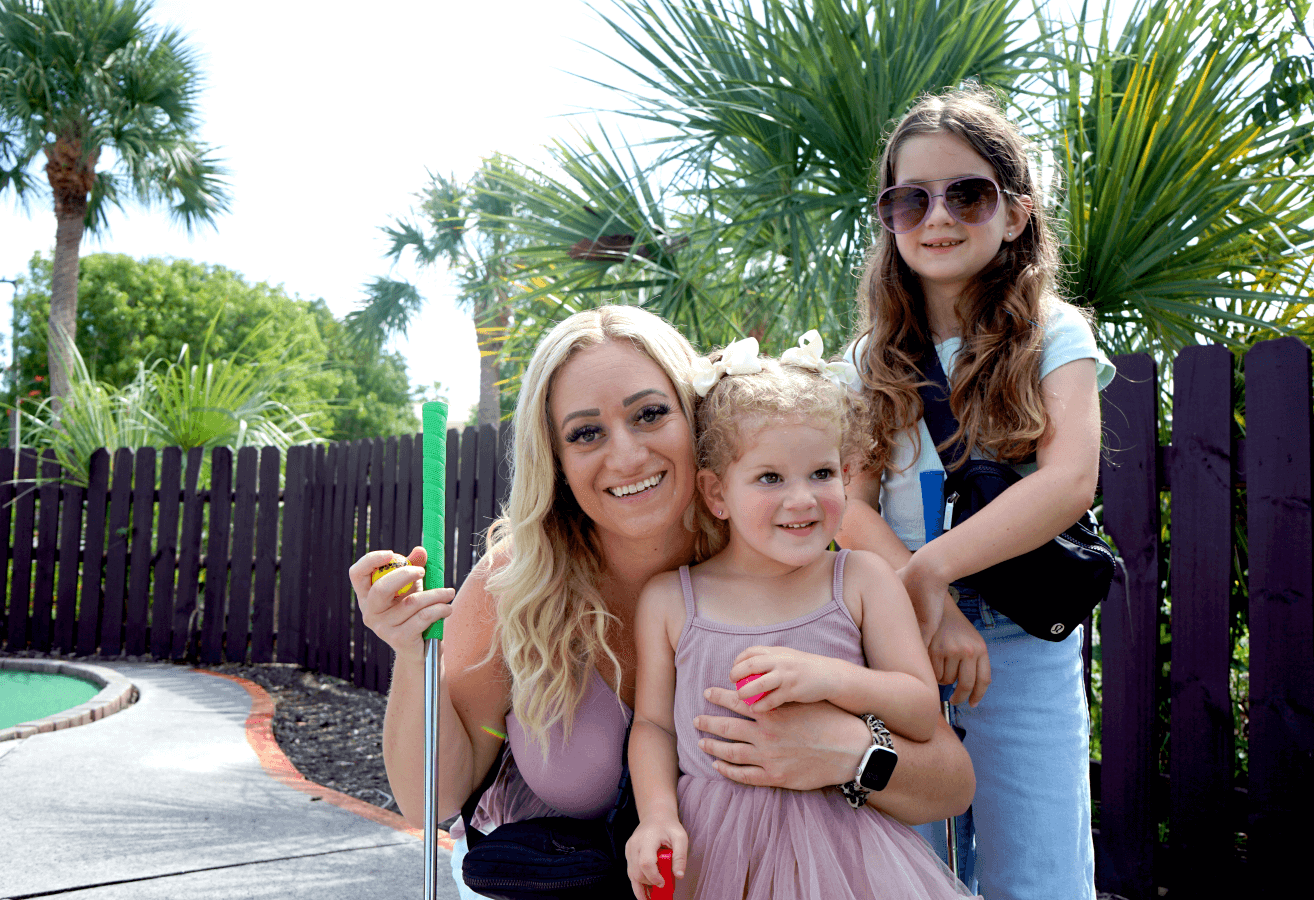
[0, 0, 230, 408]
[1040, 0, 1314, 356]
[482, 0, 1311, 370]
[478, 0, 1033, 357]
[348, 155, 528, 426]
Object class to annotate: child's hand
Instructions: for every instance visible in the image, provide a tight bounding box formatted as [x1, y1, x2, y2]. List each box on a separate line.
[728, 646, 844, 712]
[625, 817, 687, 900]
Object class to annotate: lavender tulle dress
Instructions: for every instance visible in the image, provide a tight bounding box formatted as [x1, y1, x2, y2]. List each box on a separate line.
[671, 550, 978, 900]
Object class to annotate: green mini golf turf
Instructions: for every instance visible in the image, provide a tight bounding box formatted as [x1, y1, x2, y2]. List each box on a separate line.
[0, 671, 99, 729]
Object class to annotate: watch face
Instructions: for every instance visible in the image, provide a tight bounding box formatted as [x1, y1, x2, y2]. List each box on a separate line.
[859, 745, 898, 792]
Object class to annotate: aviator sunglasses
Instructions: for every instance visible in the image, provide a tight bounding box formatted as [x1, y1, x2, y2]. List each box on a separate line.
[874, 175, 1018, 234]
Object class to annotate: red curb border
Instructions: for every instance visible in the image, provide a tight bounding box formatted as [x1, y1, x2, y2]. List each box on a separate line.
[0, 657, 139, 741]
[195, 669, 454, 848]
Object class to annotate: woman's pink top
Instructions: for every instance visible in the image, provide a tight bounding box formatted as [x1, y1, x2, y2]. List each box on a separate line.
[459, 667, 632, 836]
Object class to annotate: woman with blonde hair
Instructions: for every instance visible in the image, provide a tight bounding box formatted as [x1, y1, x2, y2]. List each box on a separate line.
[350, 305, 975, 897]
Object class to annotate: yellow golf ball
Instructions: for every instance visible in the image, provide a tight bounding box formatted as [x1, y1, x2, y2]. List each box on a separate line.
[370, 555, 416, 597]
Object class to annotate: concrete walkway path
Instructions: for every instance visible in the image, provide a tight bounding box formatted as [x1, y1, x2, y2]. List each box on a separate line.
[0, 662, 460, 899]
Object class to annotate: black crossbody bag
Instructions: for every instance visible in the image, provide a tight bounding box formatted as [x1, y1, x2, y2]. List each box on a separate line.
[460, 721, 638, 899]
[917, 346, 1116, 641]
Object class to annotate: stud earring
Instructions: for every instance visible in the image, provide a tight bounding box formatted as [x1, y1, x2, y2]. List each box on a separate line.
[1006, 231, 1013, 239]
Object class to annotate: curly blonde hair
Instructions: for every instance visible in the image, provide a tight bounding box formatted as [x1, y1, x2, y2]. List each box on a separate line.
[855, 86, 1072, 474]
[694, 351, 867, 558]
[483, 305, 717, 748]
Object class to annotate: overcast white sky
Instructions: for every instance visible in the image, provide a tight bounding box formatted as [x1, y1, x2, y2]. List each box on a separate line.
[0, 0, 634, 422]
[0, 0, 1110, 424]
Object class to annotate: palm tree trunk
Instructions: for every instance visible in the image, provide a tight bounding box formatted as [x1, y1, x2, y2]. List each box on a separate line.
[475, 295, 509, 427]
[47, 208, 85, 410]
[44, 135, 97, 414]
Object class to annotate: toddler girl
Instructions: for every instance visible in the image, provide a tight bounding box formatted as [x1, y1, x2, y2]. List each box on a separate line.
[626, 338, 977, 900]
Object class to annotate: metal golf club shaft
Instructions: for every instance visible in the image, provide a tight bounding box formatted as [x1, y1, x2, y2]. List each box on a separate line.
[942, 699, 959, 879]
[424, 637, 442, 900]
[420, 401, 449, 899]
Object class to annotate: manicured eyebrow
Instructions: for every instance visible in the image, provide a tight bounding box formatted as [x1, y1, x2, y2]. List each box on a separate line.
[623, 388, 667, 407]
[560, 408, 600, 430]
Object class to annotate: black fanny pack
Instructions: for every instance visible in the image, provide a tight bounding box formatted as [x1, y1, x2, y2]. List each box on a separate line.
[918, 346, 1116, 641]
[460, 723, 637, 899]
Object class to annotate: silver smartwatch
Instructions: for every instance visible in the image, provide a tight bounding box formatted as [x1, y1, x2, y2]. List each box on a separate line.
[837, 714, 898, 808]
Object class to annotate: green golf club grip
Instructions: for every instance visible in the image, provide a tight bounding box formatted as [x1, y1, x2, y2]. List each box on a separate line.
[422, 401, 448, 639]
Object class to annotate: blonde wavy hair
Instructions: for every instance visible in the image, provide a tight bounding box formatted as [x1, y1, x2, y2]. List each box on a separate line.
[695, 352, 867, 558]
[855, 86, 1071, 474]
[483, 305, 716, 748]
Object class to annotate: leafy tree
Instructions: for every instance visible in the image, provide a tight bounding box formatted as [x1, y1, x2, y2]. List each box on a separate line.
[349, 155, 528, 425]
[5, 253, 418, 444]
[0, 0, 231, 407]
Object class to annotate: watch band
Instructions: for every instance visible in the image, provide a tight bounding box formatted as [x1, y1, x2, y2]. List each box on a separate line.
[837, 714, 895, 809]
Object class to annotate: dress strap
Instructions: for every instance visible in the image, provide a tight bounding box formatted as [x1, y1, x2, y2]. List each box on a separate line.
[832, 548, 851, 608]
[678, 565, 698, 619]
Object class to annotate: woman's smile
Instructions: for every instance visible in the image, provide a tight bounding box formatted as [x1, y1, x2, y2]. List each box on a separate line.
[608, 472, 665, 498]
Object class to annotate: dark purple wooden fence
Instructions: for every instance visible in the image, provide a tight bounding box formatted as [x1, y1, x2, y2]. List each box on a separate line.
[1093, 337, 1314, 897]
[0, 424, 509, 696]
[4, 340, 1313, 896]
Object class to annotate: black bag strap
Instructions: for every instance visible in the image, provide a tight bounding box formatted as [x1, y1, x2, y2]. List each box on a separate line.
[916, 345, 1036, 475]
[916, 345, 967, 472]
[460, 711, 636, 846]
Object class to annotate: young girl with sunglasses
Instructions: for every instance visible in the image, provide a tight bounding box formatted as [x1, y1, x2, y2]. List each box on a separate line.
[838, 88, 1115, 900]
[626, 343, 977, 900]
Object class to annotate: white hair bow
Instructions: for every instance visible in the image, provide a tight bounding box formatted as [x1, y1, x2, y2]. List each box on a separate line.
[781, 330, 861, 391]
[693, 336, 762, 397]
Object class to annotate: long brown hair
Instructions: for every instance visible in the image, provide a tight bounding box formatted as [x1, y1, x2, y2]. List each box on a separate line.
[855, 86, 1067, 473]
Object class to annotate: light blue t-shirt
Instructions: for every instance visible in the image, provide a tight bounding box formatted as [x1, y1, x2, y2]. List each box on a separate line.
[849, 301, 1116, 551]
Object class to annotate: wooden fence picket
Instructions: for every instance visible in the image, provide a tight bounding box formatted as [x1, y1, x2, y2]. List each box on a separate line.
[172, 447, 205, 660]
[77, 450, 109, 656]
[455, 428, 479, 588]
[8, 450, 37, 650]
[1167, 344, 1235, 894]
[54, 464, 84, 654]
[228, 447, 259, 663]
[31, 451, 61, 652]
[365, 437, 389, 692]
[0, 449, 13, 646]
[251, 447, 281, 663]
[101, 448, 133, 656]
[152, 447, 182, 659]
[1244, 337, 1314, 892]
[1098, 354, 1162, 899]
[201, 447, 233, 665]
[124, 448, 156, 656]
[277, 445, 310, 665]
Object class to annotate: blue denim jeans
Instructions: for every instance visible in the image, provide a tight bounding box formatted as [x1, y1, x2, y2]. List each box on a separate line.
[915, 589, 1096, 900]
